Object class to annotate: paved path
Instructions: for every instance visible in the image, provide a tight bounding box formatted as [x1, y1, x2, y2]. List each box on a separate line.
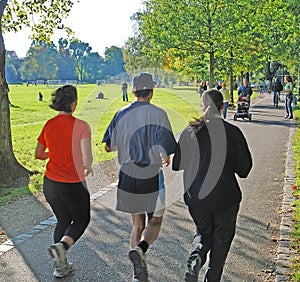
[0, 93, 295, 281]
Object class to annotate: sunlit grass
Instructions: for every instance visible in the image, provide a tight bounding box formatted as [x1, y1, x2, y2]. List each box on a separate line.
[291, 105, 300, 281]
[2, 83, 202, 205]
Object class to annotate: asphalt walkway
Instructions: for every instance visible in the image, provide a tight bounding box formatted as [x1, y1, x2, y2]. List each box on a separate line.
[0, 92, 296, 281]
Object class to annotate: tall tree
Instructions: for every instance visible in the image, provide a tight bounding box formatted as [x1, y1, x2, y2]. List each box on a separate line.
[134, 0, 247, 88]
[57, 38, 77, 81]
[82, 52, 104, 82]
[250, 0, 295, 81]
[129, 0, 298, 88]
[0, 0, 77, 187]
[123, 36, 152, 76]
[69, 40, 92, 82]
[102, 46, 126, 79]
[5, 52, 21, 83]
[20, 40, 58, 81]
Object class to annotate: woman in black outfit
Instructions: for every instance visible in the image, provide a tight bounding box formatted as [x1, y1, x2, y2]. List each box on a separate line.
[173, 89, 252, 282]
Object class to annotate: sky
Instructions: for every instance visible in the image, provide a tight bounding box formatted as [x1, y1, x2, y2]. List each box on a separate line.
[3, 0, 143, 58]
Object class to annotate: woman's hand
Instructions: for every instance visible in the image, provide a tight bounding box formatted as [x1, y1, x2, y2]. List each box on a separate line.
[81, 138, 93, 177]
[85, 166, 94, 177]
[35, 142, 49, 160]
[161, 155, 171, 167]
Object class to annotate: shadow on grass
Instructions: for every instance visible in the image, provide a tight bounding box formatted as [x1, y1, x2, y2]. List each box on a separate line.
[9, 103, 21, 108]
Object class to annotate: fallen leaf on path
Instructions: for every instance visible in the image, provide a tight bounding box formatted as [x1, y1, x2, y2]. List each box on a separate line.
[271, 236, 278, 242]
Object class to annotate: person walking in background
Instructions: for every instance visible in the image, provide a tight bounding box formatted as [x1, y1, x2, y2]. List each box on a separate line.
[265, 79, 269, 93]
[35, 85, 93, 278]
[121, 80, 129, 101]
[283, 75, 294, 119]
[259, 82, 264, 94]
[38, 91, 43, 102]
[173, 89, 252, 282]
[238, 79, 253, 100]
[103, 72, 176, 282]
[272, 78, 283, 107]
[197, 80, 207, 97]
[219, 82, 230, 119]
[216, 80, 222, 90]
[237, 79, 253, 112]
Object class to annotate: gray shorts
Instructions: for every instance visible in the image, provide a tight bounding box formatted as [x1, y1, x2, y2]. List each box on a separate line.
[116, 167, 165, 219]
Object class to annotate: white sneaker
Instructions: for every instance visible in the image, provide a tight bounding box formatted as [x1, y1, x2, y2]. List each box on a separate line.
[49, 242, 72, 278]
[53, 263, 73, 278]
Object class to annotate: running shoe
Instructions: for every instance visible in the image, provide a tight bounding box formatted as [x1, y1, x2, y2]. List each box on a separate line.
[184, 252, 201, 282]
[49, 242, 73, 278]
[129, 246, 148, 282]
[53, 263, 73, 278]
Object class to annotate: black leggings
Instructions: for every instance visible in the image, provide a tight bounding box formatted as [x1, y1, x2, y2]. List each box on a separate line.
[188, 204, 239, 282]
[43, 176, 90, 244]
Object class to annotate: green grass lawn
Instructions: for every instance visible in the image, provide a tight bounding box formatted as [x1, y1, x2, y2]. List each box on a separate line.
[1, 84, 252, 205]
[2, 83, 201, 204]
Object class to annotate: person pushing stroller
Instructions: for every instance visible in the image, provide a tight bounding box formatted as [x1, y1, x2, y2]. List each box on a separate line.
[234, 79, 253, 121]
[237, 79, 253, 107]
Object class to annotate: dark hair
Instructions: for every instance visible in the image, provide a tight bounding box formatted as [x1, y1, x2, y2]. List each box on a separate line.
[285, 75, 293, 83]
[134, 89, 153, 98]
[190, 89, 223, 131]
[49, 85, 77, 113]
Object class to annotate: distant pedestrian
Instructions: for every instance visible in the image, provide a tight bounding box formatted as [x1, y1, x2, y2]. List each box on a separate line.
[39, 92, 43, 102]
[121, 80, 128, 101]
[216, 80, 222, 90]
[35, 85, 93, 278]
[237, 79, 252, 110]
[265, 79, 270, 93]
[238, 79, 253, 99]
[103, 72, 176, 282]
[173, 89, 252, 282]
[259, 82, 264, 94]
[197, 80, 207, 96]
[283, 75, 294, 119]
[219, 82, 230, 119]
[272, 78, 283, 107]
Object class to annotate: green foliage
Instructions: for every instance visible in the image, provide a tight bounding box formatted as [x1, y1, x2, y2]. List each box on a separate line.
[291, 107, 300, 280]
[0, 186, 32, 206]
[2, 0, 76, 41]
[102, 46, 127, 79]
[124, 0, 300, 84]
[6, 38, 125, 83]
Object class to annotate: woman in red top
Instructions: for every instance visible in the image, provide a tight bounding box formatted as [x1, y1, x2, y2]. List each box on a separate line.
[35, 85, 93, 278]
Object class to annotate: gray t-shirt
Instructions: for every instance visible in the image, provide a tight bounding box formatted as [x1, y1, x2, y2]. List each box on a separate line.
[103, 101, 176, 178]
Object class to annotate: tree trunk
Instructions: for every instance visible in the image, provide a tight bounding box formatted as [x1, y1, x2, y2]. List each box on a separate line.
[265, 61, 280, 81]
[229, 74, 234, 103]
[209, 52, 215, 88]
[229, 47, 234, 103]
[0, 4, 32, 187]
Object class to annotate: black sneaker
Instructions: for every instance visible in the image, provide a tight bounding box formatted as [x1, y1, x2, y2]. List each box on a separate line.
[184, 252, 201, 282]
[129, 246, 148, 282]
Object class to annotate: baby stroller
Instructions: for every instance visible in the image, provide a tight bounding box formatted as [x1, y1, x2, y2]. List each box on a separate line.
[233, 96, 252, 121]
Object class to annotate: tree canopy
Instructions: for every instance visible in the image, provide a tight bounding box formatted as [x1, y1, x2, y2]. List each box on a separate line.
[0, 0, 80, 187]
[5, 39, 125, 83]
[124, 0, 300, 87]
